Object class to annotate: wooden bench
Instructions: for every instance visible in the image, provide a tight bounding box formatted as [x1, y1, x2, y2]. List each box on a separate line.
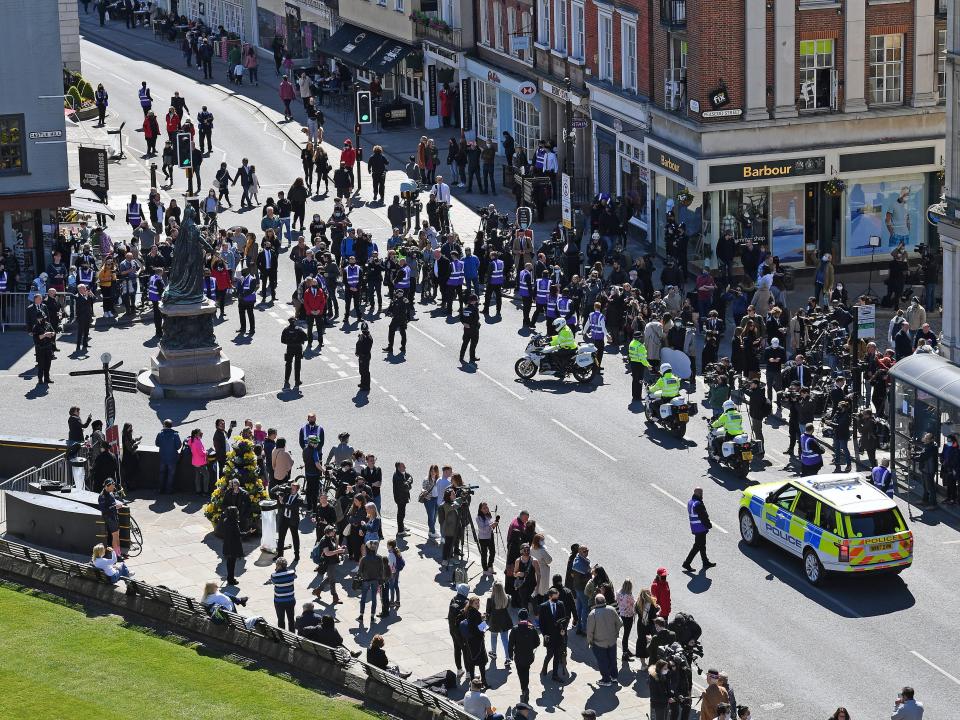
[296, 636, 355, 668]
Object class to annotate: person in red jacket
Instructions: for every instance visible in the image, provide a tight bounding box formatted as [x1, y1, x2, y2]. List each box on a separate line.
[301, 277, 327, 349]
[651, 567, 671, 620]
[340, 139, 357, 188]
[143, 111, 160, 157]
[211, 259, 232, 319]
[165, 106, 181, 141]
[279, 75, 296, 120]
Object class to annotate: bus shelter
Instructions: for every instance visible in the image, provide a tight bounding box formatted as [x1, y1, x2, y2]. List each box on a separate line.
[888, 353, 960, 497]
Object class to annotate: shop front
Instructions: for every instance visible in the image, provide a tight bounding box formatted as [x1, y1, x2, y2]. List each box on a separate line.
[463, 57, 541, 154]
[167, 0, 252, 40]
[0, 203, 66, 293]
[589, 86, 649, 243]
[256, 0, 334, 61]
[423, 45, 465, 132]
[645, 137, 944, 269]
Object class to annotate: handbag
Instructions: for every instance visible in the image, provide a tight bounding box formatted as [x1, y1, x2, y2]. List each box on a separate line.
[343, 523, 352, 537]
[351, 575, 362, 591]
[418, 489, 431, 503]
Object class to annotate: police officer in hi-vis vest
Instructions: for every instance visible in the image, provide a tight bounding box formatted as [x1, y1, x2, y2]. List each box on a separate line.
[533, 271, 550, 327]
[236, 267, 258, 335]
[342, 255, 364, 323]
[443, 250, 465, 316]
[517, 262, 535, 328]
[584, 301, 608, 369]
[484, 251, 505, 316]
[682, 487, 716, 572]
[147, 268, 166, 336]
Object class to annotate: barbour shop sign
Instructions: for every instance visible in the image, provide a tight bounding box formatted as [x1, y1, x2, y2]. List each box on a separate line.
[709, 156, 825, 184]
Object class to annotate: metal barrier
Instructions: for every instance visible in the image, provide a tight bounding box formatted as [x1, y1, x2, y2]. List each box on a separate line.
[0, 452, 74, 526]
[0, 292, 76, 333]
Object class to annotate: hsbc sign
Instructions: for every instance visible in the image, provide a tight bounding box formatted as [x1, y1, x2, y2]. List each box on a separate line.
[518, 81, 537, 98]
[466, 57, 540, 101]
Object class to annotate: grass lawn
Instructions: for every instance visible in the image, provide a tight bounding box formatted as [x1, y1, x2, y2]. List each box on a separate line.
[0, 583, 381, 720]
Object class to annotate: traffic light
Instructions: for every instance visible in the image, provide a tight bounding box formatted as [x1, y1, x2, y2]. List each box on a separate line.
[175, 132, 192, 168]
[356, 90, 372, 125]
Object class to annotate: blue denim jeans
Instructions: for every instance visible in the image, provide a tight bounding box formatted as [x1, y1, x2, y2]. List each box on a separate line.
[833, 436, 851, 469]
[360, 580, 379, 615]
[592, 644, 618, 682]
[424, 497, 438, 535]
[575, 590, 588, 631]
[489, 630, 509, 655]
[465, 277, 481, 297]
[388, 574, 400, 604]
[158, 461, 176, 494]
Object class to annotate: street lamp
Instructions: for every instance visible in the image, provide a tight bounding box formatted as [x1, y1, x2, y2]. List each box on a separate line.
[563, 78, 578, 242]
[100, 352, 112, 365]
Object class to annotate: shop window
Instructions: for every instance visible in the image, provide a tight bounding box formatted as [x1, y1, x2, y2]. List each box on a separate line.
[770, 185, 805, 264]
[9, 210, 38, 291]
[395, 0, 404, 10]
[494, 1, 503, 50]
[0, 114, 26, 176]
[719, 187, 769, 246]
[571, 2, 584, 60]
[512, 97, 541, 162]
[799, 39, 834, 111]
[843, 175, 925, 258]
[619, 159, 648, 228]
[476, 81, 498, 142]
[869, 34, 903, 105]
[937, 29, 946, 102]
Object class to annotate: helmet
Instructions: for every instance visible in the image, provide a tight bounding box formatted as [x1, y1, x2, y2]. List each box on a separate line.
[591, 231, 600, 240]
[659, 363, 672, 374]
[553, 317, 567, 330]
[722, 400, 736, 411]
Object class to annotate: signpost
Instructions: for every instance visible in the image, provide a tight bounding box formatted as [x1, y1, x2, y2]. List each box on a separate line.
[516, 206, 532, 231]
[561, 173, 572, 230]
[857, 304, 876, 339]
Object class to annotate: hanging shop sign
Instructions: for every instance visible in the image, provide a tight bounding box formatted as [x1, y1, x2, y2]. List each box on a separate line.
[709, 155, 825, 184]
[709, 85, 730, 109]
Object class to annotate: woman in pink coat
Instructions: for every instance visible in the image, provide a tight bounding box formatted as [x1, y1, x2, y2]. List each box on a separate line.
[279, 75, 296, 121]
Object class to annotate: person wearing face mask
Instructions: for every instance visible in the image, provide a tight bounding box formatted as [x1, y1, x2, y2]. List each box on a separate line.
[699, 670, 729, 720]
[648, 659, 676, 720]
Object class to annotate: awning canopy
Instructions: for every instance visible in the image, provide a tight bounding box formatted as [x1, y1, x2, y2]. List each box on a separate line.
[68, 188, 115, 219]
[318, 24, 390, 68]
[367, 41, 412, 76]
[889, 353, 960, 407]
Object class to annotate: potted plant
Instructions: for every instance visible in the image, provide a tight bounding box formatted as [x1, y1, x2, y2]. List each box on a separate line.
[204, 437, 270, 537]
[676, 189, 694, 207]
[824, 177, 845, 197]
[431, 19, 451, 32]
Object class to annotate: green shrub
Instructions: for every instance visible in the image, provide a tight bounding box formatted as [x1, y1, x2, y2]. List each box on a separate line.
[78, 79, 94, 100]
[66, 86, 83, 110]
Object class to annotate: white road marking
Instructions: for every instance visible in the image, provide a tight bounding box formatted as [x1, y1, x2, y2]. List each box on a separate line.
[649, 482, 728, 533]
[326, 363, 339, 370]
[759, 703, 785, 712]
[399, 404, 408, 413]
[274, 318, 286, 325]
[550, 419, 618, 462]
[432, 432, 442, 441]
[468, 463, 478, 472]
[505, 498, 517, 507]
[941, 540, 960, 544]
[408, 414, 419, 421]
[477, 369, 525, 401]
[337, 370, 348, 377]
[242, 374, 360, 399]
[388, 394, 398, 402]
[444, 442, 453, 450]
[479, 475, 491, 484]
[85, 60, 103, 69]
[379, 385, 389, 393]
[455, 453, 465, 461]
[409, 324, 445, 347]
[911, 651, 960, 686]
[421, 423, 430, 431]
[109, 72, 132, 85]
[547, 535, 558, 544]
[491, 486, 504, 495]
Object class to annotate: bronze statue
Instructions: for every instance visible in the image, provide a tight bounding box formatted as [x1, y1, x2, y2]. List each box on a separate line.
[163, 206, 214, 305]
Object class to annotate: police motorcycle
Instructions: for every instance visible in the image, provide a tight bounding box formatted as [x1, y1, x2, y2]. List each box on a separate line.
[514, 319, 598, 384]
[644, 363, 691, 438]
[705, 400, 754, 479]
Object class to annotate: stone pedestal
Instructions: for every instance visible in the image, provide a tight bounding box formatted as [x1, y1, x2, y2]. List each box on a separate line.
[137, 300, 245, 399]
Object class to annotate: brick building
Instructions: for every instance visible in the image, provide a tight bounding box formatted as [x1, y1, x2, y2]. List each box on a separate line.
[643, 0, 947, 268]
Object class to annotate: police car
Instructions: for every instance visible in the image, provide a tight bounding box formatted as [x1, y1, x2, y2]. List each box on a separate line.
[738, 473, 913, 585]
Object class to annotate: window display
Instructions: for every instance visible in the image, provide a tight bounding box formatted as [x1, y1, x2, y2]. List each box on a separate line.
[719, 187, 768, 244]
[845, 174, 925, 257]
[770, 185, 805, 263]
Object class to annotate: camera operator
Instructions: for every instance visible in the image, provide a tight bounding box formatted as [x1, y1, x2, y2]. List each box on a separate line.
[274, 480, 304, 561]
[779, 381, 803, 456]
[437, 488, 460, 567]
[829, 400, 853, 473]
[704, 362, 732, 419]
[743, 378, 769, 444]
[854, 408, 879, 469]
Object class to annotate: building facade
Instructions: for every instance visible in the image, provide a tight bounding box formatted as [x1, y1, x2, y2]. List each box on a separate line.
[60, 0, 81, 73]
[644, 0, 946, 268]
[0, 1, 71, 290]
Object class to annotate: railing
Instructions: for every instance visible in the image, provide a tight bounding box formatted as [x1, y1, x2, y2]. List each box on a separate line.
[660, 0, 687, 29]
[664, 67, 687, 111]
[1, 292, 76, 333]
[0, 535, 480, 720]
[410, 16, 466, 50]
[0, 452, 76, 527]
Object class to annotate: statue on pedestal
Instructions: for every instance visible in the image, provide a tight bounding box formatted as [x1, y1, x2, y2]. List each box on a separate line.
[164, 206, 214, 306]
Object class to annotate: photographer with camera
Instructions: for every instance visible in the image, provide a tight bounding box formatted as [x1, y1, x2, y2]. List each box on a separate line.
[830, 400, 853, 473]
[274, 480, 304, 561]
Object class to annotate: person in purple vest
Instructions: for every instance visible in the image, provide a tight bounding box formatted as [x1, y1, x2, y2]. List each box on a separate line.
[682, 487, 716, 573]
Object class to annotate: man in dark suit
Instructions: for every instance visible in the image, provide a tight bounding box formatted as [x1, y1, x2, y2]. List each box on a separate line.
[257, 240, 278, 301]
[275, 480, 303, 560]
[538, 586, 568, 682]
[783, 354, 812, 389]
[893, 321, 914, 360]
[74, 284, 98, 353]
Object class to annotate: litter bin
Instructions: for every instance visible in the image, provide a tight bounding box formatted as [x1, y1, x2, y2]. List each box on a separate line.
[69, 456, 88, 490]
[259, 500, 278, 553]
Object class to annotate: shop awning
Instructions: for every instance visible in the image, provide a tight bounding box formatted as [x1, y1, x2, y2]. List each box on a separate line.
[367, 40, 412, 76]
[890, 353, 960, 407]
[68, 188, 115, 219]
[318, 24, 390, 67]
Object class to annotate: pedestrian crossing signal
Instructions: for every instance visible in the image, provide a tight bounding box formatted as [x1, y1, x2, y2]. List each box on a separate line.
[175, 132, 192, 168]
[356, 90, 372, 125]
